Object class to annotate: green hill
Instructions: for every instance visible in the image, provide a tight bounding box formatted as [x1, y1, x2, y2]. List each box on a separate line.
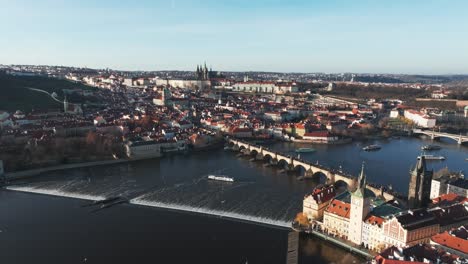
[0, 73, 96, 112]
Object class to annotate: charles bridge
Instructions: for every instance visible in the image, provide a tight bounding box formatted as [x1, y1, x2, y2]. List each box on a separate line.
[227, 138, 400, 201]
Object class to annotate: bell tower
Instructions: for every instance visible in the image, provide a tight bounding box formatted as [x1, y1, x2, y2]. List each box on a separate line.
[349, 163, 371, 245]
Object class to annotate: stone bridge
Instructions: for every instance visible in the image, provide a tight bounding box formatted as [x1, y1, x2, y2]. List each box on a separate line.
[227, 138, 396, 200]
[228, 139, 359, 187]
[413, 129, 468, 145]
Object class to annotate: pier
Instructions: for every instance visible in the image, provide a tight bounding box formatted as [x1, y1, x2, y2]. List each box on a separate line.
[286, 232, 299, 264]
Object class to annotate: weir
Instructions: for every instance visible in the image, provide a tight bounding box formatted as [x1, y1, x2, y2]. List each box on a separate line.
[130, 197, 291, 229]
[3, 184, 292, 229]
[6, 186, 106, 201]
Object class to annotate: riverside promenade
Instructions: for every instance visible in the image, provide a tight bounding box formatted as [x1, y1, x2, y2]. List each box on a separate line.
[305, 229, 373, 259]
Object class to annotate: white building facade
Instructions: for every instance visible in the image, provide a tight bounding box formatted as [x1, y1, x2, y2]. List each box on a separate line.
[404, 110, 436, 128]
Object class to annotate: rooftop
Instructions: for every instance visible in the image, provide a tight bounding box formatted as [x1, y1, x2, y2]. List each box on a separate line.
[431, 226, 468, 254]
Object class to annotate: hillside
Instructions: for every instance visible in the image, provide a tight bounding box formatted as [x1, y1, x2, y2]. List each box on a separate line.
[0, 73, 96, 112]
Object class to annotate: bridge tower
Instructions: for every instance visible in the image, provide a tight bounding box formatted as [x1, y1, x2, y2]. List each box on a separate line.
[408, 155, 433, 209]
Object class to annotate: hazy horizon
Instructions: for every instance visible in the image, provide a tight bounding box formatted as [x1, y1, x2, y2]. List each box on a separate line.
[1, 0, 467, 75]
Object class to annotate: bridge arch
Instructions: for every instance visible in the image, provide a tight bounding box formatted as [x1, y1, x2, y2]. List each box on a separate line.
[438, 136, 463, 144]
[334, 180, 349, 192]
[277, 159, 290, 169]
[311, 171, 328, 184]
[293, 164, 308, 176]
[250, 149, 259, 156]
[263, 154, 273, 163]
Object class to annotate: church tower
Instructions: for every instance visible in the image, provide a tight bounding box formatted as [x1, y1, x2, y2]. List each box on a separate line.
[408, 155, 433, 209]
[349, 163, 371, 245]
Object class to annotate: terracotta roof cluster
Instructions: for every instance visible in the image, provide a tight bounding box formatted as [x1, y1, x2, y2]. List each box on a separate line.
[431, 226, 468, 254]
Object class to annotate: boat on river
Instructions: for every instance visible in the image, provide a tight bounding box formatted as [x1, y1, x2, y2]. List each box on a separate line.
[421, 145, 441, 151]
[295, 148, 316, 153]
[422, 155, 445, 160]
[208, 175, 234, 182]
[363, 145, 381, 151]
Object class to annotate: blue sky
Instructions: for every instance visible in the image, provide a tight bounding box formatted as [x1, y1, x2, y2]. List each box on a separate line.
[0, 0, 467, 74]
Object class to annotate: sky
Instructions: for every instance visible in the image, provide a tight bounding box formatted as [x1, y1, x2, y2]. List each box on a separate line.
[0, 0, 467, 74]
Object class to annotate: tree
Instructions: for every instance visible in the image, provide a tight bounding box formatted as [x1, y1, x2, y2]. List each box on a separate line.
[294, 212, 310, 226]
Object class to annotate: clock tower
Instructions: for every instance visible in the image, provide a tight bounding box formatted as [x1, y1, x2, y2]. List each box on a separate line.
[349, 163, 371, 245]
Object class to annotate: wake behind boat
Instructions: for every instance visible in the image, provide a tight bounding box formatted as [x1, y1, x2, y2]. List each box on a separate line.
[208, 175, 234, 182]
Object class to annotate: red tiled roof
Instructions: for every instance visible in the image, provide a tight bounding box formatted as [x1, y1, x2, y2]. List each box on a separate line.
[432, 193, 465, 205]
[365, 215, 384, 226]
[431, 231, 468, 254]
[309, 186, 336, 204]
[326, 199, 350, 218]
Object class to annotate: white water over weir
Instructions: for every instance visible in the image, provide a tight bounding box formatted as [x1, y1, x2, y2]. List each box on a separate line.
[130, 197, 291, 229]
[6, 186, 106, 201]
[4, 186, 291, 229]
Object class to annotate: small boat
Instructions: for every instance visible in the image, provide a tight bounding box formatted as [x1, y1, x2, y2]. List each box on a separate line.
[421, 145, 441, 151]
[363, 145, 381, 151]
[422, 155, 445, 160]
[208, 175, 234, 182]
[295, 148, 316, 153]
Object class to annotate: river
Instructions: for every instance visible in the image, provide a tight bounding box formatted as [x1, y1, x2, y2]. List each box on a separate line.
[0, 136, 466, 263]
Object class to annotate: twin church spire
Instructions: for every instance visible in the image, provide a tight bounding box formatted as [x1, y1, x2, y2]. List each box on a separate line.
[195, 62, 211, 80]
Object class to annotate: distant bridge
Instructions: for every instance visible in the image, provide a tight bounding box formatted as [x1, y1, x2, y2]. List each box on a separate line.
[227, 138, 395, 200]
[412, 129, 468, 145]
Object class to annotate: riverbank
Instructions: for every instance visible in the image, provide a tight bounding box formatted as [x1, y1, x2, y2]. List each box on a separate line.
[2, 141, 226, 181]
